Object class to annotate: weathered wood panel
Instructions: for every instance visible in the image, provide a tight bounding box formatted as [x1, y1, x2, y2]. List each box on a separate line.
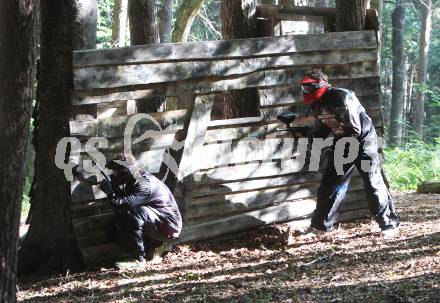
[73, 31, 377, 68]
[74, 188, 370, 251]
[72, 188, 369, 247]
[197, 137, 307, 170]
[72, 69, 379, 106]
[177, 194, 370, 243]
[261, 104, 383, 126]
[176, 94, 214, 181]
[194, 158, 318, 186]
[259, 86, 381, 107]
[186, 177, 365, 220]
[70, 109, 187, 137]
[74, 49, 378, 91]
[193, 171, 323, 197]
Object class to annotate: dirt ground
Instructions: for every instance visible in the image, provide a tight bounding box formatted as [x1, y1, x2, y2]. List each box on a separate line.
[18, 191, 440, 303]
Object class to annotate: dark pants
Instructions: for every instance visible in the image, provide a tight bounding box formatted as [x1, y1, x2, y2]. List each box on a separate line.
[311, 136, 399, 232]
[115, 206, 169, 260]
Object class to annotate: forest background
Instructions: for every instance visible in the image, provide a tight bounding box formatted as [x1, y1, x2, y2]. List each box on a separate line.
[22, 0, 440, 224]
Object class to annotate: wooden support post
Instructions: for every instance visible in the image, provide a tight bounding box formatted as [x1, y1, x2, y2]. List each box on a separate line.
[173, 94, 215, 213]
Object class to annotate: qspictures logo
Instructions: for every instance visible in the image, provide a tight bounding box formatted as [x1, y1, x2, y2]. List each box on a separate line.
[55, 113, 384, 183]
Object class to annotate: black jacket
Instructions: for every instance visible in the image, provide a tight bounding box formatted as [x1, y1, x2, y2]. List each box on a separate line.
[112, 171, 182, 238]
[309, 87, 374, 141]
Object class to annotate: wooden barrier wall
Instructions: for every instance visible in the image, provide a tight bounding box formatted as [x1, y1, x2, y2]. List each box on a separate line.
[70, 30, 381, 264]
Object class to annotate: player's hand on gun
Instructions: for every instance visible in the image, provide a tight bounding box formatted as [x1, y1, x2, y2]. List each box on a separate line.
[99, 179, 115, 197]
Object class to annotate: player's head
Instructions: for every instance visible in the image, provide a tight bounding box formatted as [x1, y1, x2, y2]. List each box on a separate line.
[298, 69, 329, 105]
[105, 153, 132, 184]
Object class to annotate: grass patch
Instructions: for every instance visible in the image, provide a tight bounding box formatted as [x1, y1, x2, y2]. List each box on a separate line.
[384, 140, 440, 190]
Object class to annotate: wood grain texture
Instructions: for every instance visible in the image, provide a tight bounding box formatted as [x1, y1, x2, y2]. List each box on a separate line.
[73, 31, 377, 67]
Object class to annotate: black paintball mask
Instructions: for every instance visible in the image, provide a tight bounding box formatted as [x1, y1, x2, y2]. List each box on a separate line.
[105, 155, 133, 185]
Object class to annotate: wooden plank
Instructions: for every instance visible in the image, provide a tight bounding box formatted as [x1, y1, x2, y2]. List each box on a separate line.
[73, 191, 370, 251]
[258, 77, 381, 107]
[176, 196, 369, 244]
[72, 212, 115, 237]
[178, 200, 317, 243]
[71, 179, 367, 238]
[73, 31, 377, 68]
[72, 67, 379, 106]
[203, 123, 281, 145]
[192, 171, 323, 198]
[184, 190, 367, 226]
[80, 243, 129, 264]
[194, 158, 317, 185]
[74, 49, 378, 91]
[176, 94, 214, 181]
[69, 109, 187, 137]
[197, 137, 308, 170]
[173, 94, 215, 214]
[277, 6, 377, 23]
[261, 104, 384, 127]
[187, 184, 319, 219]
[186, 177, 365, 220]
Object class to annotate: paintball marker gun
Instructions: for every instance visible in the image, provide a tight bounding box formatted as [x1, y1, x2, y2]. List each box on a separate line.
[262, 112, 309, 137]
[276, 112, 309, 134]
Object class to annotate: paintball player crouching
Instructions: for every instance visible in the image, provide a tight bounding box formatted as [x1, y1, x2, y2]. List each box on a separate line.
[292, 69, 400, 239]
[99, 154, 182, 270]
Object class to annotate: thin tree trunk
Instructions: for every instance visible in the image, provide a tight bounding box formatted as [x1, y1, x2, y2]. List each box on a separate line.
[129, 0, 165, 113]
[335, 0, 369, 31]
[159, 0, 173, 43]
[0, 0, 36, 297]
[18, 0, 91, 274]
[172, 0, 205, 42]
[112, 0, 128, 47]
[389, 0, 405, 146]
[406, 63, 415, 123]
[221, 0, 259, 119]
[414, 0, 432, 135]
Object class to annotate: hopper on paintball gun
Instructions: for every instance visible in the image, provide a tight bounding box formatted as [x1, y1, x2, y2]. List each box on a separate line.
[263, 112, 309, 137]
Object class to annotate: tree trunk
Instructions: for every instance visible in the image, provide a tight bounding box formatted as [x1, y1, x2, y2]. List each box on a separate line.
[221, 0, 259, 119]
[112, 0, 128, 47]
[406, 63, 415, 122]
[128, 0, 165, 113]
[389, 0, 405, 146]
[335, 0, 369, 31]
[171, 0, 205, 42]
[18, 0, 90, 274]
[414, 0, 432, 136]
[0, 0, 36, 298]
[159, 0, 173, 43]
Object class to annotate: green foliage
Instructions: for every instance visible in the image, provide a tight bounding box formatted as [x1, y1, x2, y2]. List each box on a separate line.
[188, 0, 221, 41]
[384, 140, 440, 190]
[22, 177, 31, 221]
[381, 1, 440, 145]
[97, 0, 115, 49]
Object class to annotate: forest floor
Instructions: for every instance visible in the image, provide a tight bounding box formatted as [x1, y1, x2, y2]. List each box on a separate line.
[18, 191, 440, 303]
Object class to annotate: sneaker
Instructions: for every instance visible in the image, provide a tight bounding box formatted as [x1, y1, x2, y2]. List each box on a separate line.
[382, 227, 399, 240]
[115, 258, 146, 270]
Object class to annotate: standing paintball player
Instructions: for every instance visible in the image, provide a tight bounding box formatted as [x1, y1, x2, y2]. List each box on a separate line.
[292, 69, 399, 238]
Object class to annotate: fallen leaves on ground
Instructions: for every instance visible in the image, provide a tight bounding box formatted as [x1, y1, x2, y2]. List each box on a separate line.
[18, 191, 440, 302]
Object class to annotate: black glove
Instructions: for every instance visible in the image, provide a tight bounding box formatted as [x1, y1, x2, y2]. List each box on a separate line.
[99, 179, 114, 197]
